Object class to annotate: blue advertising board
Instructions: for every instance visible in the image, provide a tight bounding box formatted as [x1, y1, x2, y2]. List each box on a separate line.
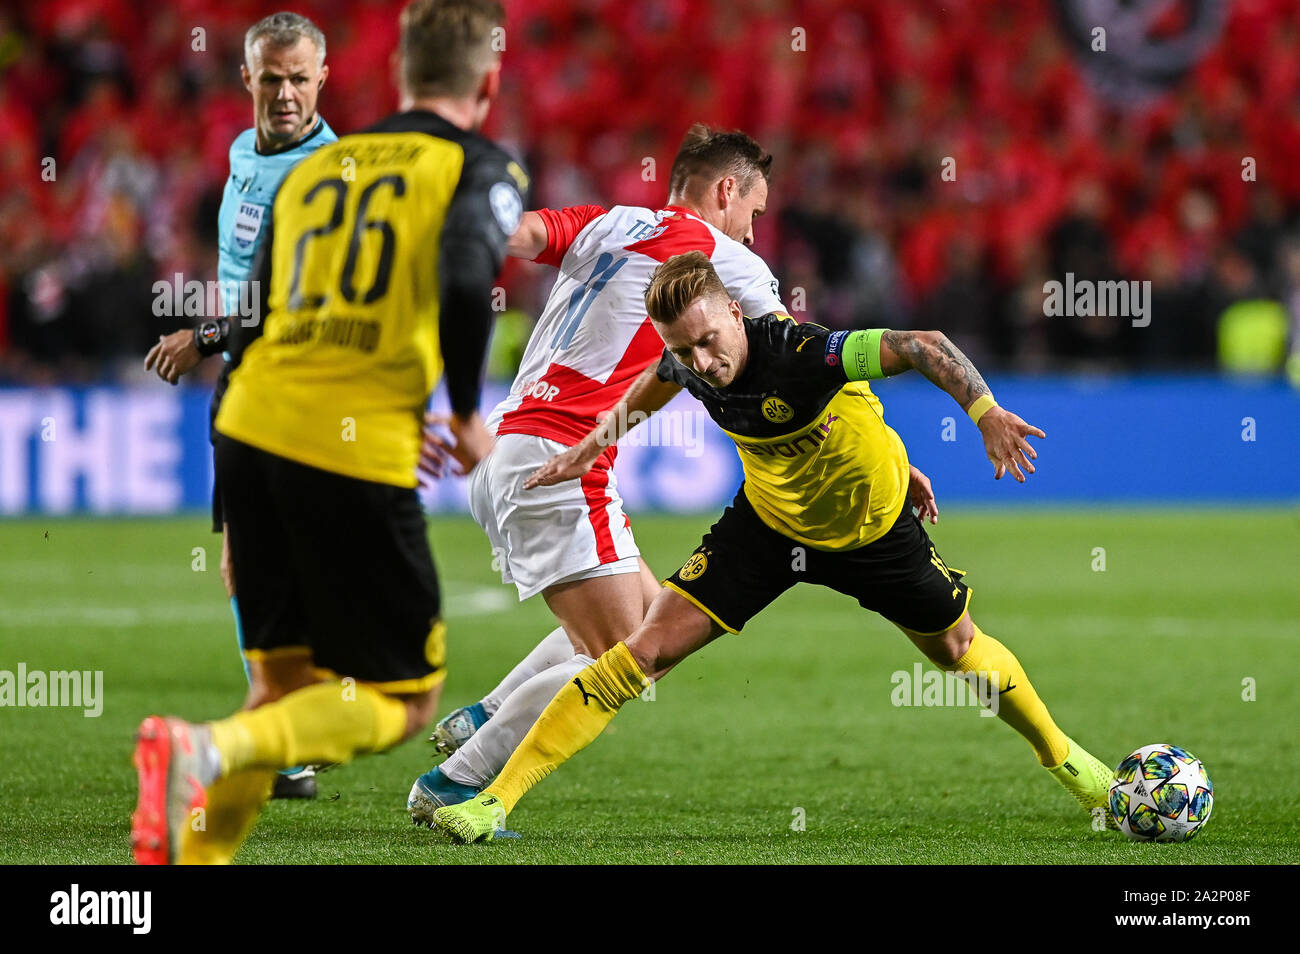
[0, 375, 1295, 515]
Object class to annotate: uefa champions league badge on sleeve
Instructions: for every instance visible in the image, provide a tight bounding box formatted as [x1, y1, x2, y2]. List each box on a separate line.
[490, 181, 523, 235]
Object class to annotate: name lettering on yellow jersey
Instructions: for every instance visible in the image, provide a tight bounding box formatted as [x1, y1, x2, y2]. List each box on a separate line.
[275, 315, 382, 352]
[746, 413, 839, 458]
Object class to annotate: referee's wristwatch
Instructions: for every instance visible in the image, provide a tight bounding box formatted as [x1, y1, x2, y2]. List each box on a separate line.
[194, 318, 230, 357]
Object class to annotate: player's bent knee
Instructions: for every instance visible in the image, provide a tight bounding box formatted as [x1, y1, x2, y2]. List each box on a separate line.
[243, 667, 275, 710]
[555, 618, 635, 659]
[624, 625, 697, 680]
[579, 628, 626, 656]
[625, 588, 726, 678]
[624, 639, 661, 680]
[242, 679, 271, 710]
[545, 575, 646, 658]
[400, 685, 441, 741]
[946, 613, 975, 659]
[901, 612, 974, 667]
[245, 654, 319, 709]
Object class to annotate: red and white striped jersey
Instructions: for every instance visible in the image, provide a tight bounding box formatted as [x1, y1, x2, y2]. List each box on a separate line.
[487, 204, 787, 466]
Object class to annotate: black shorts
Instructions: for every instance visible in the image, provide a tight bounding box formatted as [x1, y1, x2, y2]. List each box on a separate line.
[211, 469, 223, 534]
[210, 359, 232, 533]
[665, 487, 971, 635]
[214, 434, 445, 692]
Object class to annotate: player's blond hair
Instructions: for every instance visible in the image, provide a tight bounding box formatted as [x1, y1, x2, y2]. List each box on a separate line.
[400, 0, 504, 98]
[645, 251, 730, 324]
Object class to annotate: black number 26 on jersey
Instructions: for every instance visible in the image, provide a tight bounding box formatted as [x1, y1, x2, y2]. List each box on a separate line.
[287, 174, 407, 311]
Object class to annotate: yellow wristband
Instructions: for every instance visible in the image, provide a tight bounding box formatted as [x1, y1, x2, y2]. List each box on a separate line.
[966, 394, 997, 425]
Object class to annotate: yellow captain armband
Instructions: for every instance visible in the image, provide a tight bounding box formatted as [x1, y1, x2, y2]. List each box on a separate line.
[966, 393, 997, 425]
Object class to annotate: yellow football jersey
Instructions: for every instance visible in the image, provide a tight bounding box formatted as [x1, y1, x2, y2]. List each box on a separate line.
[217, 110, 528, 486]
[656, 316, 909, 550]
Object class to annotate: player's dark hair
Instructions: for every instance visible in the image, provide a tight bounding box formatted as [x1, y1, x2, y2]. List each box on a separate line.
[645, 251, 730, 324]
[400, 0, 505, 98]
[667, 124, 773, 200]
[244, 12, 327, 67]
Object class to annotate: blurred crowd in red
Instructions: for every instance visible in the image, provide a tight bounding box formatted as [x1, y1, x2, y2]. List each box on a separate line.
[2, 0, 1298, 383]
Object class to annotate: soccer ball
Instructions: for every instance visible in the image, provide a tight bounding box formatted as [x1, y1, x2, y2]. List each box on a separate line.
[1108, 743, 1213, 842]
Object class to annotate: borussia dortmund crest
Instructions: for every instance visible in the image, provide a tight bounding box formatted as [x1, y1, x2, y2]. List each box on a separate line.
[678, 552, 708, 581]
[761, 395, 793, 424]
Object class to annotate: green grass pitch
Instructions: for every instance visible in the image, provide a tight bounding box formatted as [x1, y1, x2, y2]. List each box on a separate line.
[1, 508, 1297, 864]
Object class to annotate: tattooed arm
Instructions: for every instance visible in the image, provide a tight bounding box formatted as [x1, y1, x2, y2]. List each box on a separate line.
[879, 330, 1046, 482]
[879, 330, 991, 409]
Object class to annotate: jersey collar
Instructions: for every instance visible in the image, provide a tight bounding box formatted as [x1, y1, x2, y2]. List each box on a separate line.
[660, 204, 703, 222]
[255, 116, 328, 157]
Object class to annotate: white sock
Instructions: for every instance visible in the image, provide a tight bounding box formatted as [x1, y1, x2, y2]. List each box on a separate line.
[442, 654, 595, 789]
[194, 724, 222, 786]
[480, 626, 575, 716]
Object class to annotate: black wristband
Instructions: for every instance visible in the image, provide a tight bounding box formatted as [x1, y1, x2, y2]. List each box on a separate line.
[194, 318, 230, 357]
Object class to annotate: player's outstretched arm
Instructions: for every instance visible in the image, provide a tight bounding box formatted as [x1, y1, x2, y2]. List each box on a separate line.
[524, 364, 681, 489]
[505, 211, 548, 260]
[878, 330, 1045, 483]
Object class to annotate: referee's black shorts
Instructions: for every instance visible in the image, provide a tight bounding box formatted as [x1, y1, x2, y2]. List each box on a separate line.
[665, 486, 972, 636]
[210, 364, 229, 533]
[214, 433, 445, 693]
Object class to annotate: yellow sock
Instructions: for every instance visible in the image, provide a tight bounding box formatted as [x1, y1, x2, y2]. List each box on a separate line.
[176, 769, 275, 865]
[486, 641, 648, 813]
[946, 625, 1070, 767]
[208, 681, 408, 776]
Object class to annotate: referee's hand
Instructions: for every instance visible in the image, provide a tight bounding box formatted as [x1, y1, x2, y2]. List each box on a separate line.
[977, 405, 1044, 483]
[144, 330, 201, 385]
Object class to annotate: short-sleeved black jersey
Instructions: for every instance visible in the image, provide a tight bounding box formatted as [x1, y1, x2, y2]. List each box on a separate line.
[657, 313, 910, 550]
[657, 313, 851, 438]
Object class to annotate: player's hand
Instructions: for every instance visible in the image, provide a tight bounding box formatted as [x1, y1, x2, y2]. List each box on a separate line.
[523, 441, 600, 490]
[144, 330, 201, 385]
[419, 412, 454, 479]
[977, 405, 1045, 483]
[421, 412, 494, 478]
[908, 464, 939, 524]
